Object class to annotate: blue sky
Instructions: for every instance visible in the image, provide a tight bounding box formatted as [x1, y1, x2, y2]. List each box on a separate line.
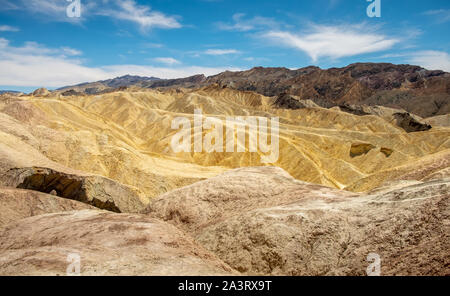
[0, 0, 449, 92]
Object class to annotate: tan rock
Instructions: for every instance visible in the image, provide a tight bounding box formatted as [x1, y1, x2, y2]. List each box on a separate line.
[147, 167, 450, 276]
[0, 210, 237, 276]
[1, 167, 147, 213]
[31, 88, 50, 97]
[0, 187, 94, 228]
[424, 114, 450, 127]
[145, 166, 358, 234]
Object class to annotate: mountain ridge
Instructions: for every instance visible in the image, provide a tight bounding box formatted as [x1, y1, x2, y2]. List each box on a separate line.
[55, 62, 450, 117]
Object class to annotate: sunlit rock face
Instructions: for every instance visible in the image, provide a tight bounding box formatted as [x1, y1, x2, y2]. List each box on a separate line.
[146, 166, 449, 276]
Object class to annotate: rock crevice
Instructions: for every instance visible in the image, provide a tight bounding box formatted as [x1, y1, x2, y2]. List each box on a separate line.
[1, 167, 145, 213]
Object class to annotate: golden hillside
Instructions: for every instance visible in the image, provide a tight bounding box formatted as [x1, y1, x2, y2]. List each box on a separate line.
[0, 86, 449, 199]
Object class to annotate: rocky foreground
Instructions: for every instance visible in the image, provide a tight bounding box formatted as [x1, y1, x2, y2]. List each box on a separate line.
[0, 83, 448, 275]
[0, 167, 448, 275]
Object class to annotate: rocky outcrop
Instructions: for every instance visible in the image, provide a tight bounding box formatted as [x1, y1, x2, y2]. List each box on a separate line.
[0, 210, 237, 276]
[61, 89, 84, 96]
[337, 104, 371, 116]
[349, 144, 394, 158]
[1, 166, 448, 276]
[393, 112, 432, 133]
[1, 167, 146, 213]
[274, 93, 320, 109]
[146, 167, 450, 276]
[334, 104, 434, 132]
[350, 143, 376, 157]
[380, 147, 394, 157]
[31, 88, 50, 97]
[196, 178, 449, 276]
[145, 167, 358, 233]
[0, 187, 95, 227]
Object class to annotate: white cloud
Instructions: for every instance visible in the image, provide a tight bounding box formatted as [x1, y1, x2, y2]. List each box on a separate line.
[26, 0, 66, 15]
[0, 38, 239, 87]
[377, 53, 408, 59]
[143, 43, 164, 48]
[153, 57, 181, 65]
[15, 0, 89, 22]
[104, 0, 181, 30]
[61, 47, 83, 56]
[217, 13, 279, 32]
[423, 9, 450, 23]
[4, 0, 181, 30]
[262, 24, 398, 62]
[0, 25, 19, 32]
[0, 0, 20, 10]
[204, 49, 240, 55]
[409, 51, 450, 72]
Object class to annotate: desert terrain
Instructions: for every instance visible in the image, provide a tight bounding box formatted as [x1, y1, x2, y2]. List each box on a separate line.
[0, 64, 449, 275]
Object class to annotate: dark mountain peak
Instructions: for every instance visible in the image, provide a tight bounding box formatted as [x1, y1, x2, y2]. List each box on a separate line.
[249, 66, 290, 71]
[344, 62, 422, 73]
[342, 62, 448, 78]
[102, 75, 161, 87]
[110, 74, 160, 80]
[147, 74, 207, 88]
[296, 65, 321, 71]
[204, 63, 449, 117]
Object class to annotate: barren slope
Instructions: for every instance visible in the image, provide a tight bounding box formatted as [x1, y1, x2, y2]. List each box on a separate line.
[1, 85, 449, 196]
[0, 84, 448, 275]
[0, 210, 236, 276]
[0, 187, 95, 227]
[147, 167, 450, 276]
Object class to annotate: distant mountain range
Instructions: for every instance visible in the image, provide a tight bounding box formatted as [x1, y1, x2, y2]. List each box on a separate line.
[57, 75, 160, 94]
[57, 63, 450, 118]
[0, 90, 22, 94]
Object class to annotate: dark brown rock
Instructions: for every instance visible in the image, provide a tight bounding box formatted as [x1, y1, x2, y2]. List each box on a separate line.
[393, 112, 432, 133]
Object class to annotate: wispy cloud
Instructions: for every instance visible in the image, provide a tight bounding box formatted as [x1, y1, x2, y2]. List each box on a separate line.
[105, 0, 181, 30]
[217, 13, 279, 32]
[0, 38, 239, 87]
[262, 24, 398, 62]
[3, 0, 181, 30]
[423, 9, 450, 23]
[61, 47, 82, 56]
[143, 43, 164, 48]
[409, 51, 450, 72]
[0, 0, 20, 11]
[0, 25, 19, 32]
[26, 0, 67, 15]
[204, 49, 240, 55]
[12, 0, 89, 23]
[328, 0, 341, 9]
[153, 57, 181, 65]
